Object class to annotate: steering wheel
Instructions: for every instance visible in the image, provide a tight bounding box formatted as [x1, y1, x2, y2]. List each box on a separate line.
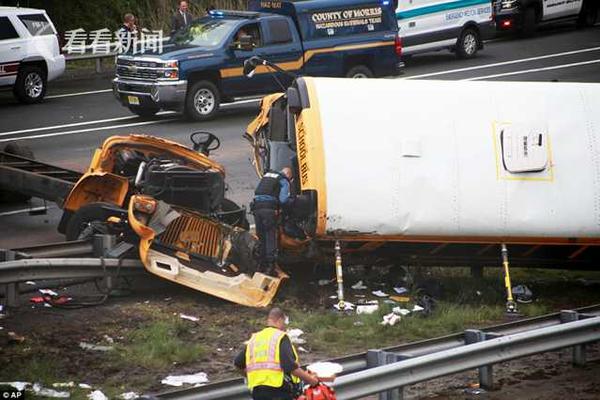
[190, 131, 221, 156]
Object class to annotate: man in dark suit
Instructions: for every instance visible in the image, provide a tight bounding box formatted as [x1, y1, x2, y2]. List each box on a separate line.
[171, 1, 193, 34]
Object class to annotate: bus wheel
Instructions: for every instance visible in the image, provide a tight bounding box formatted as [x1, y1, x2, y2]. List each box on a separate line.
[346, 65, 373, 78]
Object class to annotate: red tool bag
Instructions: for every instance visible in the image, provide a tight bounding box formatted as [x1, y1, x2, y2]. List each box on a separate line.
[298, 383, 337, 400]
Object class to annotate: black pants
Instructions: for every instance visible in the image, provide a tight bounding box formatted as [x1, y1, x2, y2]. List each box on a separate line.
[254, 206, 278, 268]
[252, 386, 293, 400]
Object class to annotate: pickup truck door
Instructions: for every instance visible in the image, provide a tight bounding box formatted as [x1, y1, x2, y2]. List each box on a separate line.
[255, 17, 303, 92]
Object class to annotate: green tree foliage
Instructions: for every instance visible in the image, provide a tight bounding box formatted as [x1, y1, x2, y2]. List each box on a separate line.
[0, 0, 245, 32]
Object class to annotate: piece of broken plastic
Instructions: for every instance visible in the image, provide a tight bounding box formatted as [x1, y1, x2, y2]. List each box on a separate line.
[161, 372, 208, 387]
[393, 287, 408, 294]
[351, 280, 367, 290]
[8, 331, 25, 343]
[333, 302, 355, 311]
[33, 383, 70, 398]
[39, 289, 59, 296]
[392, 307, 411, 316]
[412, 305, 424, 312]
[179, 314, 200, 322]
[120, 392, 139, 400]
[287, 328, 306, 344]
[372, 290, 389, 297]
[464, 387, 486, 395]
[512, 284, 533, 303]
[381, 312, 401, 326]
[356, 304, 379, 314]
[79, 342, 113, 352]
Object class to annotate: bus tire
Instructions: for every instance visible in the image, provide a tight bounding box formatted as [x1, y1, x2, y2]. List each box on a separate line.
[65, 202, 119, 241]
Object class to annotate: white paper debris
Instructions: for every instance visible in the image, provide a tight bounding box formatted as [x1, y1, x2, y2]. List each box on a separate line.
[79, 342, 113, 352]
[356, 304, 379, 314]
[287, 328, 306, 344]
[329, 295, 337, 299]
[25, 281, 36, 285]
[333, 301, 355, 311]
[161, 372, 208, 387]
[381, 312, 401, 326]
[119, 392, 139, 400]
[103, 335, 114, 344]
[412, 305, 425, 312]
[88, 390, 108, 400]
[39, 289, 59, 296]
[392, 307, 411, 316]
[307, 362, 343, 378]
[318, 279, 331, 286]
[79, 384, 92, 389]
[298, 346, 309, 353]
[179, 314, 200, 322]
[33, 383, 70, 398]
[53, 382, 75, 388]
[44, 303, 53, 308]
[351, 280, 367, 290]
[393, 287, 408, 294]
[0, 382, 29, 391]
[372, 290, 389, 297]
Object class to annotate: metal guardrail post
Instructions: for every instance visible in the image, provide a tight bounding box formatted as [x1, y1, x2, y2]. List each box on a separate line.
[367, 350, 404, 400]
[560, 310, 586, 366]
[1, 250, 18, 307]
[93, 235, 117, 290]
[464, 329, 494, 390]
[95, 58, 103, 73]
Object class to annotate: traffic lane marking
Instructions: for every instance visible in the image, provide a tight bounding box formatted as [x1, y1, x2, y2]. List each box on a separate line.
[46, 89, 113, 99]
[462, 59, 600, 81]
[401, 46, 600, 80]
[0, 99, 261, 142]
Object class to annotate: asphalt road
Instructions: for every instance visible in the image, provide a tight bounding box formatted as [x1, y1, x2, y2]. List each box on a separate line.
[0, 24, 599, 248]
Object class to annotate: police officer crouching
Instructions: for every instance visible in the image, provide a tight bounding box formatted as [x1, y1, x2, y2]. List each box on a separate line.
[251, 167, 293, 276]
[234, 307, 319, 400]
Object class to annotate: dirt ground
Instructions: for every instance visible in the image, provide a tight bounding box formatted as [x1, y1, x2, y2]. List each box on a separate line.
[1, 272, 599, 399]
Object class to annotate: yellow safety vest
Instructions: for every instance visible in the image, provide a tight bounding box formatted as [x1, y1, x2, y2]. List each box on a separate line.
[245, 327, 300, 390]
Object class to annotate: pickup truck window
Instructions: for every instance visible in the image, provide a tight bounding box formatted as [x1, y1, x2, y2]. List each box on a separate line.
[233, 23, 262, 48]
[171, 19, 237, 47]
[265, 19, 292, 45]
[0, 17, 19, 40]
[18, 14, 54, 36]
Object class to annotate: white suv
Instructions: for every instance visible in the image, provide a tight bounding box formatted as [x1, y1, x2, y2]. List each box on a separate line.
[0, 7, 65, 103]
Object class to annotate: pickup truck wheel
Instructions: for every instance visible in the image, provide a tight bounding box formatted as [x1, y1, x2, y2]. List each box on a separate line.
[65, 202, 120, 241]
[0, 143, 35, 203]
[456, 28, 479, 59]
[13, 65, 47, 104]
[346, 65, 373, 78]
[186, 80, 220, 121]
[128, 105, 159, 118]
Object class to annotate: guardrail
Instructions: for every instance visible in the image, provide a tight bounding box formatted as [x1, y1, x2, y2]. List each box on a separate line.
[150, 305, 600, 400]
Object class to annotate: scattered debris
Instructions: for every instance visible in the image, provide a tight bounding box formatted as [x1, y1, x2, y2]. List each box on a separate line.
[351, 280, 367, 290]
[39, 289, 59, 296]
[464, 384, 486, 395]
[179, 314, 200, 322]
[7, 331, 25, 343]
[298, 346, 309, 353]
[318, 279, 331, 286]
[392, 307, 411, 316]
[381, 312, 401, 326]
[103, 335, 115, 344]
[32, 383, 70, 398]
[0, 382, 29, 391]
[88, 389, 108, 400]
[393, 287, 408, 294]
[333, 302, 355, 311]
[353, 321, 364, 326]
[25, 281, 36, 285]
[120, 392, 139, 400]
[356, 304, 379, 315]
[390, 295, 410, 303]
[287, 328, 306, 344]
[512, 284, 533, 303]
[412, 305, 424, 312]
[52, 382, 75, 388]
[307, 362, 343, 379]
[329, 295, 337, 299]
[79, 384, 93, 389]
[79, 342, 113, 352]
[164, 297, 172, 301]
[371, 290, 389, 298]
[161, 372, 208, 387]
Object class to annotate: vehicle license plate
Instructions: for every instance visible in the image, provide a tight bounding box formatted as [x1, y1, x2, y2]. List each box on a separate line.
[128, 96, 140, 105]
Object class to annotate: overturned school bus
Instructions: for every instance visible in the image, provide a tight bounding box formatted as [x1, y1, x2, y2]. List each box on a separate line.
[57, 134, 283, 307]
[245, 77, 600, 271]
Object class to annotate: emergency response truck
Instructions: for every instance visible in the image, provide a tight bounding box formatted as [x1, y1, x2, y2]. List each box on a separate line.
[112, 0, 402, 121]
[494, 0, 599, 34]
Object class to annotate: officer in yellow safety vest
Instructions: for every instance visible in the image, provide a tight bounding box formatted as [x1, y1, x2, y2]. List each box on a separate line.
[234, 307, 319, 400]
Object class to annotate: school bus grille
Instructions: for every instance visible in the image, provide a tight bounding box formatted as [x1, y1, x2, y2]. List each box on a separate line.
[159, 215, 222, 259]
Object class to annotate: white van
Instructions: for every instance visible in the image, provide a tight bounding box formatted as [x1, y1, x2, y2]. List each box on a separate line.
[395, 0, 494, 58]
